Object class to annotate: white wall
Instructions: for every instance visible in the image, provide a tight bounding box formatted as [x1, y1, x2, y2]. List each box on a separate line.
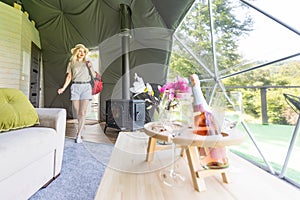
[0, 2, 41, 99]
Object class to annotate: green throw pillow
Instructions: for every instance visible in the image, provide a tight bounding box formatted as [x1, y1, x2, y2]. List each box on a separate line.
[0, 88, 39, 132]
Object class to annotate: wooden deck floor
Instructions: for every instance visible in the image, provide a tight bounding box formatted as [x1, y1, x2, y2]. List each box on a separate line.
[65, 120, 118, 144]
[66, 121, 300, 200]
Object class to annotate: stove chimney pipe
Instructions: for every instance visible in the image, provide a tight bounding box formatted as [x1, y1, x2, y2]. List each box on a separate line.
[120, 4, 131, 100]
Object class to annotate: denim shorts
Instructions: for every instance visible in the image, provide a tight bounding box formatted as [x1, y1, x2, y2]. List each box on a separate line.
[70, 83, 92, 100]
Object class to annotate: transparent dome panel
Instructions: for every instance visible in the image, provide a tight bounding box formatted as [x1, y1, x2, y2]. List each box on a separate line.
[230, 0, 300, 76]
[170, 38, 214, 80]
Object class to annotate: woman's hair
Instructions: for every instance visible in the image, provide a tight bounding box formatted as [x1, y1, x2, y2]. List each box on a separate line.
[69, 44, 89, 64]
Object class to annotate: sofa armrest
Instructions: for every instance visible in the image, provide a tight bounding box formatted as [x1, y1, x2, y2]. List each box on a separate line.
[35, 108, 66, 176]
[35, 108, 66, 133]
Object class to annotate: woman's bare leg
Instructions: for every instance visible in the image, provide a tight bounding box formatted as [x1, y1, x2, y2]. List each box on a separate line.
[72, 100, 80, 137]
[77, 99, 89, 138]
[72, 99, 89, 143]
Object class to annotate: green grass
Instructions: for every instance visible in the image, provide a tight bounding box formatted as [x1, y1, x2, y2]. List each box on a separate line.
[229, 123, 300, 185]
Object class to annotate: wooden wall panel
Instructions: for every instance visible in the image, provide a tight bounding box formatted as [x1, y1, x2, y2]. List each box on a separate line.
[0, 2, 42, 103]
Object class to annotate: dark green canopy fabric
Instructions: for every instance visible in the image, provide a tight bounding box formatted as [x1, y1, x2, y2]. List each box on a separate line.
[1, 0, 194, 119]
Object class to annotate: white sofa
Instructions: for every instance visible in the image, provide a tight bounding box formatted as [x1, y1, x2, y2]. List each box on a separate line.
[0, 108, 66, 200]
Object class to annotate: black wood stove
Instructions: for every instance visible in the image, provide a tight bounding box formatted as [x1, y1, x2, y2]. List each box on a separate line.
[104, 99, 145, 133]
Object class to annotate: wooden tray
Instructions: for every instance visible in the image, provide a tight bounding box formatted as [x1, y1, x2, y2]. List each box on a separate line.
[144, 121, 245, 147]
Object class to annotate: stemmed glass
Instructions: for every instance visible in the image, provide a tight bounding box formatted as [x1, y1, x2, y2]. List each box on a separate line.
[158, 93, 192, 187]
[222, 91, 244, 131]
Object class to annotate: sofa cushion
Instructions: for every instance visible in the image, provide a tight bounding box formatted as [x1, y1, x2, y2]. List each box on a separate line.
[0, 127, 57, 182]
[0, 88, 39, 132]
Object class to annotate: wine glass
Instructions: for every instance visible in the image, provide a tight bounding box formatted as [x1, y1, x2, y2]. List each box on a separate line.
[222, 91, 244, 131]
[159, 94, 192, 187]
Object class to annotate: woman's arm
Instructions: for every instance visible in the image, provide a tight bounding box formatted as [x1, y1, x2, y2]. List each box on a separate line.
[58, 72, 72, 94]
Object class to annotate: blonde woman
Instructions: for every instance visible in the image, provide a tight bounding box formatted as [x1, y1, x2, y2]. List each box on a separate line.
[58, 44, 96, 143]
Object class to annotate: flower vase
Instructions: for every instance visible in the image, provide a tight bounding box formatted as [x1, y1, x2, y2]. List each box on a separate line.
[158, 92, 193, 128]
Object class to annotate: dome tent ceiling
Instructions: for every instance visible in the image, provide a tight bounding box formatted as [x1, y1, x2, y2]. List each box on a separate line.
[1, 0, 195, 118]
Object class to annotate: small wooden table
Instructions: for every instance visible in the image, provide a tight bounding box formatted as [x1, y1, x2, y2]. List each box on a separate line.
[144, 122, 245, 192]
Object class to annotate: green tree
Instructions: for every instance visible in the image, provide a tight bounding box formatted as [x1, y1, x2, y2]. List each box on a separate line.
[170, 0, 253, 77]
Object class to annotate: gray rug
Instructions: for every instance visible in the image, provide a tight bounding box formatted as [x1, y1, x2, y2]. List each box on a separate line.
[29, 138, 114, 200]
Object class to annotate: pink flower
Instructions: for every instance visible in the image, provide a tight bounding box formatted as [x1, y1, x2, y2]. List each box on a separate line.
[159, 76, 190, 92]
[159, 76, 191, 101]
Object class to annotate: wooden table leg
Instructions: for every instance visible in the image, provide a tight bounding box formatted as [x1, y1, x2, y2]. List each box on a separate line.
[180, 146, 185, 157]
[185, 146, 231, 192]
[146, 137, 157, 162]
[185, 146, 206, 192]
[221, 171, 230, 183]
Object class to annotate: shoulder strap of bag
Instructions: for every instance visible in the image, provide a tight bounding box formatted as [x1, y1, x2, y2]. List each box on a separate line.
[86, 61, 94, 79]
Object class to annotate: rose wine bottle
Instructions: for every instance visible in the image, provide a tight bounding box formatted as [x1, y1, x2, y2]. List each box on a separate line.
[190, 74, 229, 169]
